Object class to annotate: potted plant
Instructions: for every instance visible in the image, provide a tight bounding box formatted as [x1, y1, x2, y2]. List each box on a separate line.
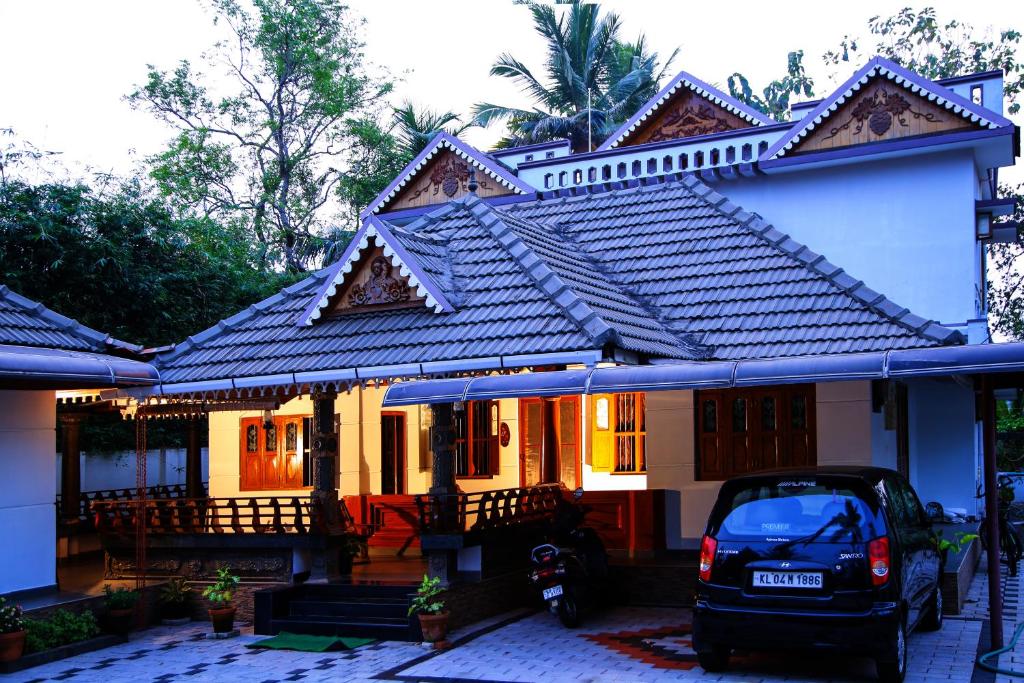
[408, 574, 449, 647]
[0, 597, 25, 662]
[158, 578, 193, 623]
[202, 568, 240, 633]
[339, 534, 368, 575]
[103, 585, 139, 636]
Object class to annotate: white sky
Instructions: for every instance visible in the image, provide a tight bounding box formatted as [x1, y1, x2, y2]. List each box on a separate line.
[0, 0, 1022, 179]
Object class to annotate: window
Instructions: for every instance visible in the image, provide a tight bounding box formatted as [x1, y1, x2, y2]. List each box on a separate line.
[591, 393, 646, 474]
[525, 154, 534, 162]
[454, 400, 499, 477]
[240, 415, 311, 491]
[695, 386, 816, 481]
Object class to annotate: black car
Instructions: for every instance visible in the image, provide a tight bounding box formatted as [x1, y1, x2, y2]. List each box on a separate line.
[692, 467, 942, 682]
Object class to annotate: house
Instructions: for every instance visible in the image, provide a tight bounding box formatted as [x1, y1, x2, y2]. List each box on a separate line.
[0, 286, 159, 596]
[105, 58, 1023, 632]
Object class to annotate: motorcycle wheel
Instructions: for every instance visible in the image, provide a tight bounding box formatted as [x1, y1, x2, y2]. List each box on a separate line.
[558, 591, 581, 628]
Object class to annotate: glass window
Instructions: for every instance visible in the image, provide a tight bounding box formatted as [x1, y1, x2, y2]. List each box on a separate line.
[732, 398, 747, 433]
[702, 400, 717, 433]
[761, 397, 776, 431]
[614, 393, 646, 473]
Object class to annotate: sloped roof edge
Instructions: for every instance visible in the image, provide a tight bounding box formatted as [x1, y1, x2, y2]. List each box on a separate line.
[598, 69, 776, 152]
[364, 132, 536, 216]
[677, 173, 964, 346]
[763, 56, 1014, 160]
[0, 284, 115, 352]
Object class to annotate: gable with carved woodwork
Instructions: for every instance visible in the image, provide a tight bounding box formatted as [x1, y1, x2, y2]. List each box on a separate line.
[382, 149, 513, 212]
[328, 247, 425, 316]
[792, 79, 980, 155]
[624, 89, 752, 147]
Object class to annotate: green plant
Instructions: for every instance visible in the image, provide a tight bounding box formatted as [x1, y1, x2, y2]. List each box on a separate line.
[23, 610, 99, 653]
[103, 585, 140, 610]
[0, 597, 23, 634]
[202, 568, 240, 606]
[934, 531, 979, 555]
[408, 574, 446, 617]
[340, 534, 367, 560]
[158, 578, 193, 605]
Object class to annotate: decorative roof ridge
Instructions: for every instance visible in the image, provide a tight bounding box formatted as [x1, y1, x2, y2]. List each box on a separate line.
[517, 214, 712, 360]
[461, 195, 616, 348]
[363, 132, 536, 216]
[598, 69, 776, 152]
[679, 174, 965, 345]
[763, 56, 1014, 160]
[297, 215, 455, 327]
[157, 271, 327, 364]
[0, 284, 114, 352]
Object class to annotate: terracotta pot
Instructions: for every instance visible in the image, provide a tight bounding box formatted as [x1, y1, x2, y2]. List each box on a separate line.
[106, 607, 135, 636]
[209, 606, 236, 633]
[0, 630, 26, 663]
[417, 611, 450, 643]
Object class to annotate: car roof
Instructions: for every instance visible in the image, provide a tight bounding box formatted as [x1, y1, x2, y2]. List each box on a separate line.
[724, 466, 896, 486]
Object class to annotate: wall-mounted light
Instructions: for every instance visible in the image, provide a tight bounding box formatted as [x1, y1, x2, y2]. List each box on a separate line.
[595, 396, 610, 431]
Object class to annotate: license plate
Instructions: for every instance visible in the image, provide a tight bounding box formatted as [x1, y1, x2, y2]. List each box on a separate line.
[542, 585, 564, 600]
[752, 571, 823, 589]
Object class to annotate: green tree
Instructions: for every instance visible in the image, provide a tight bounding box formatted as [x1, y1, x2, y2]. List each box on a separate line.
[391, 101, 473, 158]
[129, 0, 391, 272]
[472, 1, 677, 152]
[727, 51, 815, 121]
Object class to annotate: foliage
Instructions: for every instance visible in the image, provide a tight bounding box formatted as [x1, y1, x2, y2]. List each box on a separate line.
[988, 183, 1024, 342]
[472, 1, 677, 152]
[407, 574, 446, 616]
[158, 578, 194, 606]
[391, 102, 473, 159]
[339, 533, 367, 562]
[103, 585, 140, 610]
[129, 0, 392, 271]
[0, 597, 24, 634]
[0, 177, 293, 350]
[823, 7, 1024, 114]
[933, 530, 978, 555]
[202, 568, 240, 606]
[727, 51, 815, 121]
[23, 610, 99, 653]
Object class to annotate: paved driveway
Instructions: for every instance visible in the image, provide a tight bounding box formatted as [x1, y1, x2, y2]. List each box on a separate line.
[8, 604, 983, 683]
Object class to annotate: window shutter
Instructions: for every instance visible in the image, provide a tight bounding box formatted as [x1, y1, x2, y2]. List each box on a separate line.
[590, 395, 613, 472]
[488, 401, 500, 476]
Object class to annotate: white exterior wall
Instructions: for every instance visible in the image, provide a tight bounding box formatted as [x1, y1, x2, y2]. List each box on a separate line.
[0, 390, 57, 594]
[716, 150, 980, 332]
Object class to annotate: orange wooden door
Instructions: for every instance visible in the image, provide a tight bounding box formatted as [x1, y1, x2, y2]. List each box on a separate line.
[240, 417, 263, 491]
[278, 416, 304, 489]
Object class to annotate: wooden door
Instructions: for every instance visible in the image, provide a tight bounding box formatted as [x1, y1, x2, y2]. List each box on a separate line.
[520, 397, 579, 487]
[278, 416, 304, 489]
[520, 398, 544, 487]
[381, 412, 406, 495]
[240, 417, 262, 491]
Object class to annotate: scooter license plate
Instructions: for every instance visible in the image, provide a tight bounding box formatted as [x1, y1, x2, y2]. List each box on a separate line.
[542, 585, 564, 600]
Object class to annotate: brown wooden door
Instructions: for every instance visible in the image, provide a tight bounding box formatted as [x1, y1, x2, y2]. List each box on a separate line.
[381, 412, 406, 495]
[240, 417, 262, 491]
[520, 397, 579, 487]
[278, 416, 304, 489]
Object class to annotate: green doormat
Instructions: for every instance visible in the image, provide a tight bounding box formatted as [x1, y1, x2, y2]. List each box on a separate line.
[247, 631, 376, 652]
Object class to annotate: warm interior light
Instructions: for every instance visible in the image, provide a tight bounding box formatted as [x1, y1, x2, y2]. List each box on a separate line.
[595, 397, 610, 430]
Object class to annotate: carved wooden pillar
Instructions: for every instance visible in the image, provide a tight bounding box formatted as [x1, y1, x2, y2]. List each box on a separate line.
[427, 401, 458, 584]
[309, 391, 341, 582]
[60, 414, 84, 525]
[185, 418, 204, 499]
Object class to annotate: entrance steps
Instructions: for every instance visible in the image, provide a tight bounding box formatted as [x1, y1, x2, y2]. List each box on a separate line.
[255, 582, 420, 641]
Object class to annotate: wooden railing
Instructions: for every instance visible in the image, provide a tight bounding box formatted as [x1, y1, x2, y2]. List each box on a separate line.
[415, 484, 564, 535]
[91, 496, 323, 535]
[58, 483, 207, 526]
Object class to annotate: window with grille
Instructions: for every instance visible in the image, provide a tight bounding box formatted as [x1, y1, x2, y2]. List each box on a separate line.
[454, 400, 499, 477]
[591, 393, 646, 474]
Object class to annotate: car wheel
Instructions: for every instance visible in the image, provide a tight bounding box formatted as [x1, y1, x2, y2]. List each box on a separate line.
[697, 644, 731, 673]
[875, 619, 907, 683]
[557, 591, 580, 628]
[920, 584, 943, 631]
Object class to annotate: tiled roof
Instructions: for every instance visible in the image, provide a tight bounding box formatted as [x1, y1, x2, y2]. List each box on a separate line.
[0, 285, 111, 352]
[156, 173, 961, 386]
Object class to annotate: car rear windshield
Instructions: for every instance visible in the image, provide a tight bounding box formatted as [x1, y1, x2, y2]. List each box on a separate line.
[714, 477, 886, 543]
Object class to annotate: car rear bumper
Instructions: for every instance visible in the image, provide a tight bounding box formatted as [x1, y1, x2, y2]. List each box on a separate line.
[693, 599, 900, 657]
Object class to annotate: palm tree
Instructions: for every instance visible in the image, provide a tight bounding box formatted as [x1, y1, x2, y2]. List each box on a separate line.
[391, 102, 474, 158]
[472, 2, 678, 152]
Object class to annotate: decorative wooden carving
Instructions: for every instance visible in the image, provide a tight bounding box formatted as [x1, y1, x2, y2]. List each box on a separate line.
[794, 79, 978, 154]
[383, 149, 513, 211]
[329, 247, 425, 315]
[625, 90, 750, 146]
[348, 256, 410, 307]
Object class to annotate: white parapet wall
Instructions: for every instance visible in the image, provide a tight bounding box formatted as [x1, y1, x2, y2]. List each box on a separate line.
[0, 389, 56, 595]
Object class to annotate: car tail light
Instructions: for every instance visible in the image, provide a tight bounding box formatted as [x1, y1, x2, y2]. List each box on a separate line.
[868, 536, 890, 586]
[699, 535, 717, 583]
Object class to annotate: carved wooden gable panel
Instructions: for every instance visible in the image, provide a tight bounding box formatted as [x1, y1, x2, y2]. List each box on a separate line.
[794, 79, 979, 154]
[383, 150, 513, 212]
[625, 89, 751, 146]
[329, 247, 425, 315]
